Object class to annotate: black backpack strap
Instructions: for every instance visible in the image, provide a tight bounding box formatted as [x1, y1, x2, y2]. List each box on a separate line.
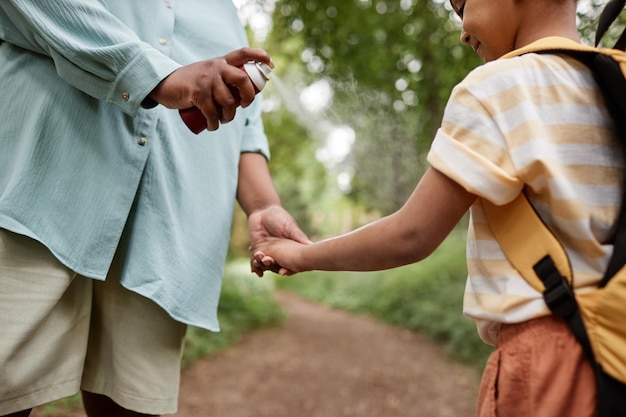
[603, 194, 626, 284]
[574, 51, 626, 285]
[532, 256, 595, 362]
[545, 49, 626, 285]
[596, 0, 626, 49]
[565, 51, 626, 131]
[615, 29, 626, 51]
[580, 53, 626, 284]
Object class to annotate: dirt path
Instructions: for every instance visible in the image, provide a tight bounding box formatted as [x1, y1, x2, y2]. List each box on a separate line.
[33, 291, 482, 417]
[172, 291, 481, 417]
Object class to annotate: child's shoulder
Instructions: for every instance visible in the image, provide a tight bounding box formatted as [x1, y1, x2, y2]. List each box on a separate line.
[468, 52, 586, 81]
[458, 52, 590, 94]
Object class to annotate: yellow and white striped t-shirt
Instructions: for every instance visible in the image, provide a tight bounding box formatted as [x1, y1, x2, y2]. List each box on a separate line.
[428, 52, 624, 345]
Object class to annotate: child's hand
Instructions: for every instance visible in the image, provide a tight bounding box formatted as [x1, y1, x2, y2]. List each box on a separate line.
[251, 251, 286, 277]
[250, 237, 307, 277]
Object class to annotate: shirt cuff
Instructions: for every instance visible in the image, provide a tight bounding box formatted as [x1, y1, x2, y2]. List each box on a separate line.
[107, 46, 181, 116]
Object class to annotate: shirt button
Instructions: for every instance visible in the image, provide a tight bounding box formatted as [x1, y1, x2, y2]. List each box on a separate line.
[164, 1, 172, 8]
[138, 137, 147, 146]
[121, 91, 130, 101]
[159, 38, 167, 46]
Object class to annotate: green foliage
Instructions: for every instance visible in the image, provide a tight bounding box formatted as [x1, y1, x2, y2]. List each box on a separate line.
[276, 227, 493, 369]
[264, 99, 328, 234]
[265, 0, 482, 214]
[268, 0, 480, 95]
[577, 0, 626, 48]
[227, 89, 328, 258]
[38, 394, 82, 416]
[339, 87, 429, 213]
[182, 261, 284, 367]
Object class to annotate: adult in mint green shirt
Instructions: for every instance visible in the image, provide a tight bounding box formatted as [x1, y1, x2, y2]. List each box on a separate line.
[0, 1, 309, 416]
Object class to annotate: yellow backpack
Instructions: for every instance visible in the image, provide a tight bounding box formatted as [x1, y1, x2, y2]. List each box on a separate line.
[483, 6, 626, 415]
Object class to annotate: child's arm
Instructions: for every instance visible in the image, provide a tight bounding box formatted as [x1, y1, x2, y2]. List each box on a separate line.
[252, 167, 476, 275]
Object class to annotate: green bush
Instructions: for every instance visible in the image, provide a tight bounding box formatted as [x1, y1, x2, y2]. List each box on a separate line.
[276, 229, 493, 369]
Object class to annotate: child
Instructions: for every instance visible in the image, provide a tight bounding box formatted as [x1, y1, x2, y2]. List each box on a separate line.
[251, 0, 620, 416]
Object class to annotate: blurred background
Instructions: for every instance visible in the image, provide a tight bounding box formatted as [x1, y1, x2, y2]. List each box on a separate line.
[35, 1, 623, 414]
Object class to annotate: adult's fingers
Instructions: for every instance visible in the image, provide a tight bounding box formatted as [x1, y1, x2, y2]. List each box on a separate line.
[224, 47, 274, 68]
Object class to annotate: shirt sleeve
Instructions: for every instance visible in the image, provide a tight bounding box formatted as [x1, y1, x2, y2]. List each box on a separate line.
[427, 67, 524, 205]
[0, 0, 181, 115]
[240, 96, 271, 160]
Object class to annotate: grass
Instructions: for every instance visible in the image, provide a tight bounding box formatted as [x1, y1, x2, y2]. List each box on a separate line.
[275, 228, 494, 370]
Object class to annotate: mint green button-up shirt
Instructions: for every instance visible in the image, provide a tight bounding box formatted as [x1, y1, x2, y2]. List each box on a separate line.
[0, 1, 270, 330]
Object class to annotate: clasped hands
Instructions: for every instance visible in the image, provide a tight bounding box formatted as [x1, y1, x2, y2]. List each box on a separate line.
[251, 237, 303, 277]
[247, 206, 311, 277]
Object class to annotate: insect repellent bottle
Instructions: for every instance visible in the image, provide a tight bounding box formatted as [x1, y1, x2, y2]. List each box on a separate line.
[179, 61, 272, 134]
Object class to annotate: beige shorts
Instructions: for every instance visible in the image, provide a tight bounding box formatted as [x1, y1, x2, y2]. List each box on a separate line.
[477, 315, 597, 417]
[0, 229, 187, 415]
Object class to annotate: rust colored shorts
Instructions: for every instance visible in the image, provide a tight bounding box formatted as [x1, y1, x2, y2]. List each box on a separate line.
[477, 315, 596, 417]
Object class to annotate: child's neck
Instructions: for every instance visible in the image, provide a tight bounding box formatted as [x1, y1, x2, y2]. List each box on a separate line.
[514, 2, 581, 49]
[516, 28, 581, 49]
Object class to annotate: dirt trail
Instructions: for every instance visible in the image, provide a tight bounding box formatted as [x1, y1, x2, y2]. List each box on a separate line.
[172, 291, 481, 417]
[32, 291, 482, 417]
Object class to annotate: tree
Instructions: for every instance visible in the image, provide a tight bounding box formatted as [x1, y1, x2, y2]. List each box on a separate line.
[266, 0, 482, 213]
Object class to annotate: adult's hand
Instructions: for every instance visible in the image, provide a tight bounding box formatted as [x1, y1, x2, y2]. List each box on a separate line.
[148, 47, 273, 131]
[247, 205, 311, 277]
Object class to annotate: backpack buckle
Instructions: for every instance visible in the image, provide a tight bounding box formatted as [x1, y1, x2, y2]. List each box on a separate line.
[533, 255, 577, 317]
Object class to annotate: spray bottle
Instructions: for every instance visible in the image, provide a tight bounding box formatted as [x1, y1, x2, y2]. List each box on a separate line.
[179, 61, 272, 134]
